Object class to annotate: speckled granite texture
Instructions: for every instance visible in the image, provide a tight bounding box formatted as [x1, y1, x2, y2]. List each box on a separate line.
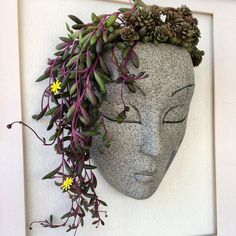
[91, 43, 195, 199]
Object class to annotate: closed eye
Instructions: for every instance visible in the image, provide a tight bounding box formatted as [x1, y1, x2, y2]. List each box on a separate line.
[163, 105, 189, 124]
[104, 104, 142, 124]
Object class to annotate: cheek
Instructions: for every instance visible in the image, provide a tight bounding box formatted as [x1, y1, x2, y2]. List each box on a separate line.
[105, 121, 142, 150]
[162, 120, 187, 148]
[91, 122, 141, 170]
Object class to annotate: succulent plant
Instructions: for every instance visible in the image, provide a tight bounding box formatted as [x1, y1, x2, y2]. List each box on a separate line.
[121, 26, 140, 43]
[121, 4, 204, 66]
[8, 0, 204, 235]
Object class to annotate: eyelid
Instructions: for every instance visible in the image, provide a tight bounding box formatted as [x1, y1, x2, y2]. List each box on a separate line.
[171, 84, 195, 97]
[104, 104, 142, 125]
[104, 115, 142, 124]
[163, 113, 188, 124]
[163, 105, 189, 124]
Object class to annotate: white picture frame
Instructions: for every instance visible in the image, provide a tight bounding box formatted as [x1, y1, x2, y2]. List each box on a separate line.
[1, 0, 236, 235]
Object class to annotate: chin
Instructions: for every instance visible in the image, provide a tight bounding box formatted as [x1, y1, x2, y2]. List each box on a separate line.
[115, 180, 160, 200]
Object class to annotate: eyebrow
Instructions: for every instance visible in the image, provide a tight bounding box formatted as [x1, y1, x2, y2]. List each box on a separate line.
[171, 84, 195, 97]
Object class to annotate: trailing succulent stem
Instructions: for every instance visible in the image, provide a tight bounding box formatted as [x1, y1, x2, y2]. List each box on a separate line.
[9, 8, 146, 235]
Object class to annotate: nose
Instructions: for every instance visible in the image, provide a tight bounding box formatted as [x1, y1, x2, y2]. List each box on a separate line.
[139, 112, 163, 157]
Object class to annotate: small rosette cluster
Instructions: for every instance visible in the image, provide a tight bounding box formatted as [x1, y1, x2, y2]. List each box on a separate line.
[121, 4, 204, 66]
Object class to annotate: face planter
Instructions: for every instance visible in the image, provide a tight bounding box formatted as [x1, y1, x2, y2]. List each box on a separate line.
[91, 43, 195, 199]
[8, 1, 204, 233]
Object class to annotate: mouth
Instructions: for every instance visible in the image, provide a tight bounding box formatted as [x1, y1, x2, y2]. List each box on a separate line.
[134, 172, 155, 183]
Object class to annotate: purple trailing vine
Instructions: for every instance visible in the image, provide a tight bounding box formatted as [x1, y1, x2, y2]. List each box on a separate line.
[7, 0, 204, 234]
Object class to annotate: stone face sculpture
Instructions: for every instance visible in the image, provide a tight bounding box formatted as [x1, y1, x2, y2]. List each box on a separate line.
[91, 43, 195, 199]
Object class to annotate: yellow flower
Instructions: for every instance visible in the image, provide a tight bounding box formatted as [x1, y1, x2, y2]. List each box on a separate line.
[61, 177, 73, 191]
[51, 80, 61, 94]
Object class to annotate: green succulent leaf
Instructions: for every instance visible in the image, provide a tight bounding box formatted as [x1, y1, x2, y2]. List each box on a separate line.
[42, 165, 61, 180]
[91, 12, 99, 24]
[90, 34, 98, 46]
[96, 71, 112, 82]
[66, 55, 78, 68]
[72, 24, 85, 30]
[85, 87, 97, 106]
[98, 56, 110, 75]
[96, 37, 103, 54]
[32, 107, 47, 120]
[105, 14, 118, 27]
[84, 164, 97, 170]
[131, 50, 139, 68]
[94, 70, 107, 94]
[67, 104, 76, 119]
[68, 15, 84, 25]
[122, 46, 132, 59]
[35, 74, 49, 82]
[56, 43, 68, 50]
[115, 110, 126, 124]
[116, 42, 126, 50]
[49, 133, 57, 142]
[119, 7, 131, 12]
[61, 212, 75, 220]
[69, 82, 77, 96]
[60, 77, 69, 91]
[45, 106, 59, 116]
[59, 37, 73, 43]
[65, 22, 73, 34]
[98, 200, 108, 206]
[82, 130, 100, 137]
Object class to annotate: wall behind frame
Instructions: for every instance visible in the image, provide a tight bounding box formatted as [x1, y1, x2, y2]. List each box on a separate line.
[19, 0, 215, 235]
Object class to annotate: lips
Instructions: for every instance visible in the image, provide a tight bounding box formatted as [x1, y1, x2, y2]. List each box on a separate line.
[134, 153, 158, 183]
[134, 171, 155, 183]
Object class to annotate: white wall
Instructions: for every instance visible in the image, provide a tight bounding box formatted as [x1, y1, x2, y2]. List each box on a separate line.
[19, 0, 215, 235]
[0, 1, 25, 236]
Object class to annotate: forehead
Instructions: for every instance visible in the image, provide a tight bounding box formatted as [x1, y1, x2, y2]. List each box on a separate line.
[105, 43, 195, 104]
[130, 43, 195, 99]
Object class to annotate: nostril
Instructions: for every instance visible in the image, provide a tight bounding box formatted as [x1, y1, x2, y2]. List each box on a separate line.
[138, 149, 158, 159]
[139, 139, 161, 157]
[137, 149, 158, 173]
